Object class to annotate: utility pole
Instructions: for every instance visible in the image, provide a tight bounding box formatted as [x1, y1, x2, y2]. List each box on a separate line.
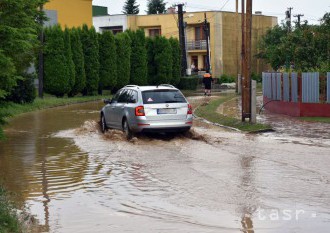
[241, 0, 252, 122]
[285, 7, 293, 32]
[38, 4, 44, 98]
[235, 0, 239, 93]
[177, 4, 187, 76]
[294, 14, 304, 27]
[204, 12, 210, 73]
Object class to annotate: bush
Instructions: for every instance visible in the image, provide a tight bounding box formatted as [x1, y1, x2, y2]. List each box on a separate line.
[219, 74, 235, 84]
[251, 72, 262, 83]
[0, 186, 21, 232]
[6, 73, 36, 104]
[178, 77, 199, 90]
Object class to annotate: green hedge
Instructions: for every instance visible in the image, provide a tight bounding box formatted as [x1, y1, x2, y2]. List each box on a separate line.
[178, 77, 199, 90]
[219, 74, 236, 84]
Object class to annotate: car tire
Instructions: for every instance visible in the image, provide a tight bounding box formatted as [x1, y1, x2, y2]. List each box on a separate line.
[100, 114, 107, 134]
[123, 119, 133, 140]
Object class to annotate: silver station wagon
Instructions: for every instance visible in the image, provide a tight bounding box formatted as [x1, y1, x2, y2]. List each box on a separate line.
[100, 85, 193, 139]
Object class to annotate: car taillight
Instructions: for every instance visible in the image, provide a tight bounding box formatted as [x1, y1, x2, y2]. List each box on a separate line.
[187, 104, 193, 115]
[135, 106, 145, 116]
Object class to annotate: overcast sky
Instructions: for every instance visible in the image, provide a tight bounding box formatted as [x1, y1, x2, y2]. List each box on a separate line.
[92, 0, 329, 24]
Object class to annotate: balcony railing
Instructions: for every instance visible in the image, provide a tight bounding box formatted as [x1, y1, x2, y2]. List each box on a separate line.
[186, 40, 207, 50]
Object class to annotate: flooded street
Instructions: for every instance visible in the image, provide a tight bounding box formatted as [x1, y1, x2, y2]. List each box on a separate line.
[0, 100, 330, 232]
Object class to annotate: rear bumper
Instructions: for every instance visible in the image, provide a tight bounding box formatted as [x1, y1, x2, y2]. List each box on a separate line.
[130, 118, 193, 133]
[141, 126, 191, 133]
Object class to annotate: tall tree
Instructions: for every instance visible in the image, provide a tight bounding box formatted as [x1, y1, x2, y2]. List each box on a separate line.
[80, 25, 100, 95]
[153, 36, 173, 84]
[44, 25, 70, 97]
[0, 0, 47, 99]
[169, 37, 181, 85]
[146, 37, 156, 84]
[128, 30, 148, 85]
[115, 32, 132, 89]
[98, 31, 117, 94]
[147, 0, 166, 14]
[64, 28, 76, 93]
[258, 13, 330, 72]
[69, 28, 86, 96]
[122, 0, 140, 14]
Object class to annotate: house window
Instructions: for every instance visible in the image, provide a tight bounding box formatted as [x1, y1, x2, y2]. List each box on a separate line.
[195, 25, 206, 40]
[100, 26, 123, 35]
[149, 28, 161, 37]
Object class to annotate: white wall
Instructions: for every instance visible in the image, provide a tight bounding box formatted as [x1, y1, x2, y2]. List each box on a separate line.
[93, 15, 128, 33]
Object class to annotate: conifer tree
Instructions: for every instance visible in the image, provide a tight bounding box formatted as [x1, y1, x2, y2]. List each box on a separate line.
[122, 0, 140, 14]
[154, 36, 173, 84]
[98, 31, 117, 94]
[64, 28, 76, 94]
[80, 25, 100, 95]
[115, 32, 132, 89]
[147, 0, 166, 14]
[146, 37, 156, 84]
[69, 28, 86, 96]
[128, 30, 148, 85]
[44, 25, 70, 97]
[169, 37, 181, 85]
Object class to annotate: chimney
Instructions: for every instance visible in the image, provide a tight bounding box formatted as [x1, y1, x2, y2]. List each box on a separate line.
[167, 7, 176, 14]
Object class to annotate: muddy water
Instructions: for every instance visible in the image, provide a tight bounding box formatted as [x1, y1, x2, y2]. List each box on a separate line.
[0, 100, 330, 232]
[221, 96, 330, 141]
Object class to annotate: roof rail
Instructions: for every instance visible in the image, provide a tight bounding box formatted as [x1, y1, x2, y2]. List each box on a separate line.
[125, 85, 139, 89]
[158, 84, 175, 88]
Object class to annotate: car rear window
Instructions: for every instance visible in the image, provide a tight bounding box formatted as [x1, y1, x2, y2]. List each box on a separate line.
[142, 90, 187, 104]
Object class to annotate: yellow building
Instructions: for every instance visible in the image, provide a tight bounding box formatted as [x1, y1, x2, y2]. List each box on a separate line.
[127, 11, 277, 76]
[44, 0, 93, 28]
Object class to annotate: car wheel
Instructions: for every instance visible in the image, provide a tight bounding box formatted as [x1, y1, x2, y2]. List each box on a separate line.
[100, 114, 107, 134]
[123, 119, 133, 140]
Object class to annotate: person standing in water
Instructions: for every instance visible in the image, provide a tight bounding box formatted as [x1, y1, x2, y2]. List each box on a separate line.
[203, 72, 213, 96]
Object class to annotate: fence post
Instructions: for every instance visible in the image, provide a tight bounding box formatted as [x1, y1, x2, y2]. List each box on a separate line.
[251, 80, 257, 124]
[238, 74, 242, 95]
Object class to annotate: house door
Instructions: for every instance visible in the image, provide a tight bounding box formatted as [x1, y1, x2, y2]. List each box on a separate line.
[191, 56, 198, 71]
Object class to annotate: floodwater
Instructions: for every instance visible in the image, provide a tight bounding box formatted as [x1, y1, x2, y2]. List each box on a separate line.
[0, 99, 330, 233]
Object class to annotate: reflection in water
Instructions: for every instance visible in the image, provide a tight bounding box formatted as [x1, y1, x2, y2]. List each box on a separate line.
[239, 153, 255, 233]
[0, 102, 100, 232]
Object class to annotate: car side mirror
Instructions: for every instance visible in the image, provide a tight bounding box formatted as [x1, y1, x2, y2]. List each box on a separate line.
[103, 99, 112, 104]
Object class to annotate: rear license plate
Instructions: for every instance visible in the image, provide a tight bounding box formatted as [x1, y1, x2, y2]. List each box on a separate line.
[157, 108, 177, 114]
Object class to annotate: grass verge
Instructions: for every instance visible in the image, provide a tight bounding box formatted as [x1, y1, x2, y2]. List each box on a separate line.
[0, 186, 21, 233]
[0, 95, 104, 139]
[194, 95, 272, 132]
[300, 117, 330, 124]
